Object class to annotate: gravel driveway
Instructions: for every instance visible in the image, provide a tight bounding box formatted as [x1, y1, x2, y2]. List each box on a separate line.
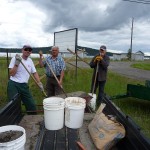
[67, 61, 150, 81]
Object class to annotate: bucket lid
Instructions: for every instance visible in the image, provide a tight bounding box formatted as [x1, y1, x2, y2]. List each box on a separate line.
[65, 97, 86, 104]
[65, 102, 86, 109]
[65, 97, 86, 109]
[43, 97, 65, 105]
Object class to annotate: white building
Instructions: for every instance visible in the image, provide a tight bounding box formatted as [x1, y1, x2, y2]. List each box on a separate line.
[131, 51, 144, 61]
[113, 53, 128, 61]
[60, 50, 88, 58]
[113, 51, 144, 61]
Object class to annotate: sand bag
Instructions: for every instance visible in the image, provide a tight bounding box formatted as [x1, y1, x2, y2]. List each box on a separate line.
[88, 103, 125, 150]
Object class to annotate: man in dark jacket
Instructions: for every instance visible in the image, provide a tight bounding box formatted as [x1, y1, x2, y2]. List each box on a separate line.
[89, 45, 110, 107]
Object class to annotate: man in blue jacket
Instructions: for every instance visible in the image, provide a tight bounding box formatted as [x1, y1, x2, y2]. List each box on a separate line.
[89, 45, 110, 107]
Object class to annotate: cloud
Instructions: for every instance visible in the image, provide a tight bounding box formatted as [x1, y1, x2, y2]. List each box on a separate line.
[0, 0, 53, 48]
[29, 0, 150, 32]
[0, 0, 150, 55]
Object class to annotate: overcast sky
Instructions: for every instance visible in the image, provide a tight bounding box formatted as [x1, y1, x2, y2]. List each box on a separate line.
[0, 0, 150, 55]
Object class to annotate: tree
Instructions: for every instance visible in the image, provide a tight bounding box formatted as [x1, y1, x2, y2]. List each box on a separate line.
[127, 48, 131, 60]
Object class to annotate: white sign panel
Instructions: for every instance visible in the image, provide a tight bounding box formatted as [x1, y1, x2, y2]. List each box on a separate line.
[54, 28, 77, 53]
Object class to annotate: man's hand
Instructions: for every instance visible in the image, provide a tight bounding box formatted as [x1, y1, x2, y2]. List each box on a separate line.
[38, 82, 44, 91]
[39, 50, 43, 58]
[58, 80, 63, 88]
[94, 56, 103, 62]
[15, 54, 22, 66]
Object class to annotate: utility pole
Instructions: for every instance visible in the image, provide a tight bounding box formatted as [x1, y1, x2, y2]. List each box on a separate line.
[130, 17, 134, 60]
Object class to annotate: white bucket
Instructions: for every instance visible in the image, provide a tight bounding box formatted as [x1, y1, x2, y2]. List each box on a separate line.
[65, 97, 86, 129]
[88, 93, 96, 111]
[43, 97, 65, 130]
[0, 125, 26, 150]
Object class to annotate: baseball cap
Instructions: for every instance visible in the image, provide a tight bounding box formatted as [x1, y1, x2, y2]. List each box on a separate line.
[100, 45, 106, 51]
[22, 45, 32, 51]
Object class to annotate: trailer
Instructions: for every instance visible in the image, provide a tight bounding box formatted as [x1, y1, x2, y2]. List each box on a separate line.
[111, 81, 150, 101]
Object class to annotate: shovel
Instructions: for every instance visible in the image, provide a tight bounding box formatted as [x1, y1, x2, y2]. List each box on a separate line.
[88, 62, 99, 111]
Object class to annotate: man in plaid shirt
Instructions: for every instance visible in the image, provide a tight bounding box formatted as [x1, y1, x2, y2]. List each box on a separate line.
[39, 46, 66, 97]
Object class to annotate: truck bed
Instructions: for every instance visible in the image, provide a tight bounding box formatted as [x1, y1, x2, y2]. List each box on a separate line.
[0, 92, 150, 150]
[19, 114, 96, 150]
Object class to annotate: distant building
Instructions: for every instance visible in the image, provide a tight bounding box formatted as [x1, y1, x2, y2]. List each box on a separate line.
[112, 51, 144, 61]
[131, 51, 144, 61]
[113, 53, 127, 61]
[113, 53, 121, 61]
[144, 55, 150, 60]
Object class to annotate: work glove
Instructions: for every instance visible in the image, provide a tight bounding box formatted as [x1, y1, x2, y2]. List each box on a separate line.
[38, 82, 44, 91]
[15, 54, 22, 66]
[94, 56, 103, 63]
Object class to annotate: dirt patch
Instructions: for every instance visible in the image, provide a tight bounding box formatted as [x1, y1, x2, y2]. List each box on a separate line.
[0, 130, 23, 143]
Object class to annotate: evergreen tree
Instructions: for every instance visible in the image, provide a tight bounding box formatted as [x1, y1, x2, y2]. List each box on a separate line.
[127, 48, 131, 60]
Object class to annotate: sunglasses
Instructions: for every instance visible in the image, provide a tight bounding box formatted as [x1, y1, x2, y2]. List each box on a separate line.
[100, 49, 105, 51]
[24, 48, 32, 52]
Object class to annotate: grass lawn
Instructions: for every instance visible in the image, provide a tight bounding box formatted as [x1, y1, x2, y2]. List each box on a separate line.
[113, 97, 150, 139]
[131, 61, 150, 71]
[0, 59, 8, 107]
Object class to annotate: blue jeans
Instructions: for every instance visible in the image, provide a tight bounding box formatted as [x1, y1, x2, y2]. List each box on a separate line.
[97, 80, 106, 106]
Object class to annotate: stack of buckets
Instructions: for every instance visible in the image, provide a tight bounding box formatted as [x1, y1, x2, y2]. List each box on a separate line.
[43, 97, 86, 130]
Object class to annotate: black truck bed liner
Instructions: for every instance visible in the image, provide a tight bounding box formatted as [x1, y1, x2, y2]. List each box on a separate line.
[35, 125, 79, 150]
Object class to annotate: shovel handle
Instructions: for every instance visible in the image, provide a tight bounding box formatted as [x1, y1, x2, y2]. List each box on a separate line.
[20, 61, 47, 97]
[92, 62, 99, 95]
[76, 141, 86, 150]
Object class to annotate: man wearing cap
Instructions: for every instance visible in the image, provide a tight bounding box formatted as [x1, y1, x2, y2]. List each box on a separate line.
[89, 45, 110, 107]
[7, 45, 44, 114]
[39, 46, 66, 97]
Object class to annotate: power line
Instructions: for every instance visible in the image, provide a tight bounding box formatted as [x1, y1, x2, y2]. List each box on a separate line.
[123, 0, 150, 4]
[136, 0, 150, 2]
[124, 0, 150, 2]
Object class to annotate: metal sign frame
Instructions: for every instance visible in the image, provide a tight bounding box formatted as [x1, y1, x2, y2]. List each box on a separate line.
[54, 28, 78, 77]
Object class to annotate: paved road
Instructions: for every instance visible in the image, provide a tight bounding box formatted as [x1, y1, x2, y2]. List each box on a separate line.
[67, 61, 150, 81]
[109, 62, 150, 81]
